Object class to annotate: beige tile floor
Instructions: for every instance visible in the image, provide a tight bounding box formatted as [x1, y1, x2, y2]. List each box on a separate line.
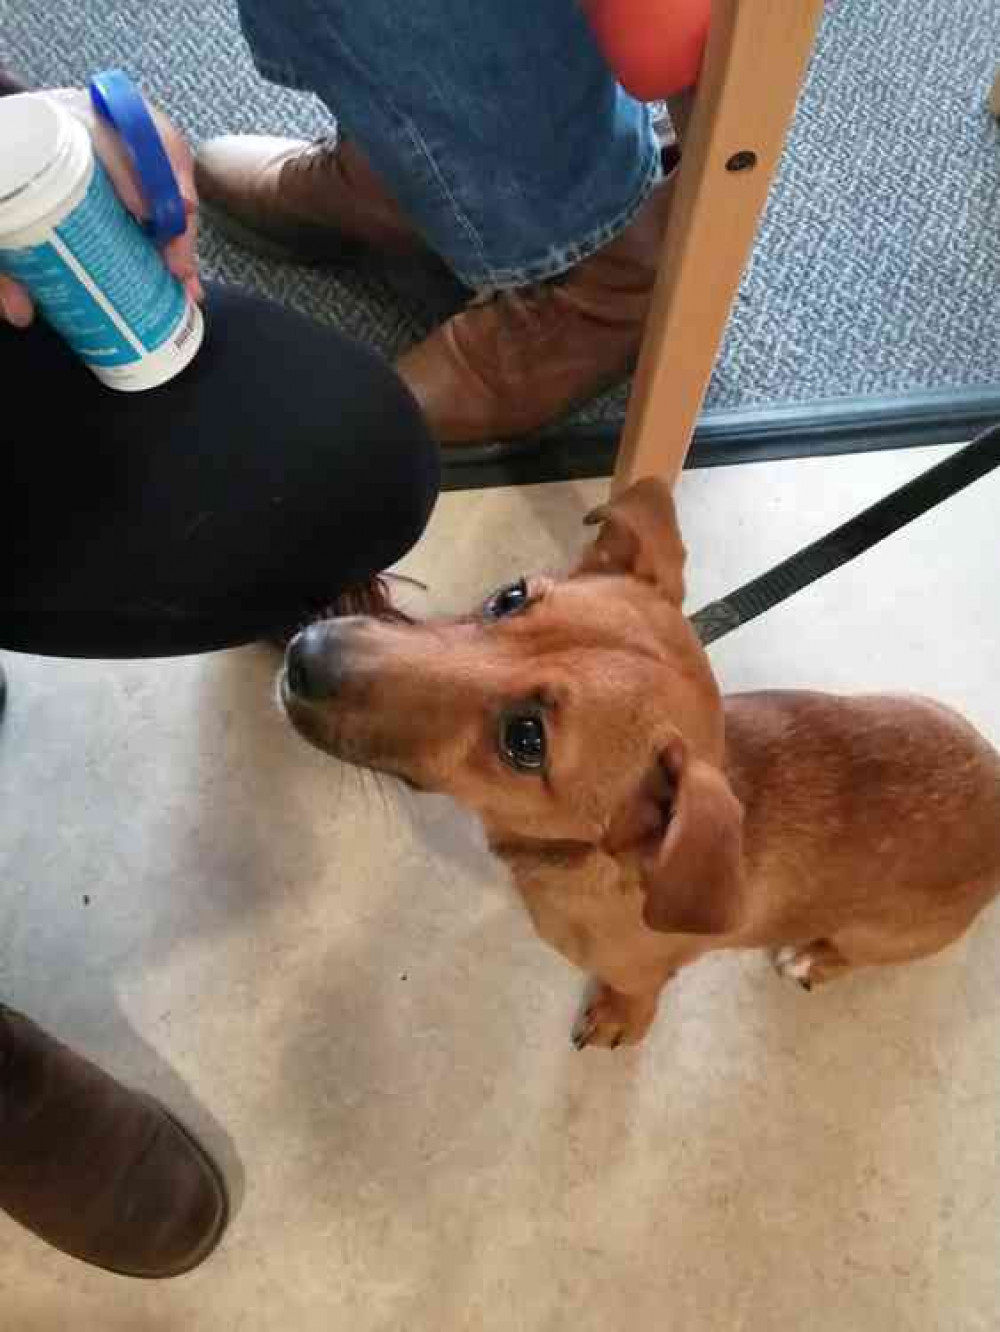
[2, 445, 999, 1331]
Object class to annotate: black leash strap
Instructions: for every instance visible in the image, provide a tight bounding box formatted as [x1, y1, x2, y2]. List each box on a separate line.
[690, 422, 1000, 647]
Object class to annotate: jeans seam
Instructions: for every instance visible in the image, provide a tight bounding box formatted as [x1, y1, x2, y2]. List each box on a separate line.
[305, 12, 492, 277]
[395, 121, 491, 277]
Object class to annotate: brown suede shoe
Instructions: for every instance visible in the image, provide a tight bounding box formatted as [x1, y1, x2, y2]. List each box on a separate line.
[195, 134, 423, 263]
[396, 168, 677, 446]
[0, 1006, 228, 1277]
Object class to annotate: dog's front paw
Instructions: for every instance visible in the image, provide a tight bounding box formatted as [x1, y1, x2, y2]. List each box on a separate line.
[572, 985, 656, 1051]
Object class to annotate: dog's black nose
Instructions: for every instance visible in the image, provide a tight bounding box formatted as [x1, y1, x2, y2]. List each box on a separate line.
[285, 642, 311, 697]
[285, 622, 341, 701]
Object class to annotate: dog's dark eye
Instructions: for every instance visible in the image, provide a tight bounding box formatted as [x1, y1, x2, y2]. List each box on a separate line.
[500, 712, 546, 773]
[486, 578, 529, 620]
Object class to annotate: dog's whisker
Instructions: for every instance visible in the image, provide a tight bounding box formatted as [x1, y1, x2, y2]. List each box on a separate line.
[368, 768, 391, 824]
[372, 770, 396, 825]
[357, 764, 374, 817]
[335, 756, 349, 808]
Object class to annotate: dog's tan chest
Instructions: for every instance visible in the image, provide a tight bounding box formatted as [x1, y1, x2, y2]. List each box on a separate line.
[500, 844, 699, 982]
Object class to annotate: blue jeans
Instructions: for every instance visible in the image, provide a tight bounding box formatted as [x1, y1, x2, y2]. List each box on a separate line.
[236, 0, 661, 289]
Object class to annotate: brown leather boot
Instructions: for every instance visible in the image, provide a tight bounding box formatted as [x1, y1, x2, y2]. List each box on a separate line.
[0, 1006, 228, 1277]
[0, 65, 27, 97]
[195, 134, 423, 263]
[396, 170, 677, 445]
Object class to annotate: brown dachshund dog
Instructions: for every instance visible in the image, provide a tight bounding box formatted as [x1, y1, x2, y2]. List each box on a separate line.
[281, 480, 1000, 1049]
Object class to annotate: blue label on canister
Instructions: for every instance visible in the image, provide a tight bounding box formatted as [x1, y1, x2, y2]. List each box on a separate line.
[0, 159, 187, 366]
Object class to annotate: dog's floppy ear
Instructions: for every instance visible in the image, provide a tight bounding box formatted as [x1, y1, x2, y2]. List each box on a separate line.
[642, 736, 745, 936]
[578, 478, 686, 605]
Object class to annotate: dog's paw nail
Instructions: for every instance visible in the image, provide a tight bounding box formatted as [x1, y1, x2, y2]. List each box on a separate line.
[573, 1004, 632, 1050]
[773, 946, 816, 989]
[572, 1009, 601, 1050]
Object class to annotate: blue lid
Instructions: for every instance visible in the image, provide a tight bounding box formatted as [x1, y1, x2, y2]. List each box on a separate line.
[89, 69, 186, 243]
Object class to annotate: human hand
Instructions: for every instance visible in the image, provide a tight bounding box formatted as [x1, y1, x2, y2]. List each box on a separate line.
[0, 86, 201, 328]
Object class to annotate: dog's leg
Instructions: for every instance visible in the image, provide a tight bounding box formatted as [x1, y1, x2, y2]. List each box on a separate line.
[570, 953, 702, 1050]
[572, 982, 663, 1050]
[772, 939, 852, 990]
[566, 938, 704, 1050]
[510, 855, 707, 1050]
[773, 904, 986, 991]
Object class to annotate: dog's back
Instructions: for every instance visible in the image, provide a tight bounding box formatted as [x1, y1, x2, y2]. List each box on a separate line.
[724, 690, 1000, 961]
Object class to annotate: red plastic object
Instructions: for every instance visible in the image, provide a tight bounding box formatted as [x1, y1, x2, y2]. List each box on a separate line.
[582, 0, 711, 99]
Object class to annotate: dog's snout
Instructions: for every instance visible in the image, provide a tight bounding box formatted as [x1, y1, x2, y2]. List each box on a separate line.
[285, 622, 343, 701]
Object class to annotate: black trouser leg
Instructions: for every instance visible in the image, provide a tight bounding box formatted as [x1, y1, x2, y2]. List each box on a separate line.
[0, 284, 439, 658]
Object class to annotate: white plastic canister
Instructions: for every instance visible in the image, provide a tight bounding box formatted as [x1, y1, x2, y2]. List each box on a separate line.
[0, 92, 202, 390]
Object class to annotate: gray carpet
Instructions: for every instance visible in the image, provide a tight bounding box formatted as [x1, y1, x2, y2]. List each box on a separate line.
[4, 0, 1000, 427]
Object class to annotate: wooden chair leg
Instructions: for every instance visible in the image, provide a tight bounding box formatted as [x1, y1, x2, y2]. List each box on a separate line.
[612, 0, 826, 493]
[990, 66, 1000, 120]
